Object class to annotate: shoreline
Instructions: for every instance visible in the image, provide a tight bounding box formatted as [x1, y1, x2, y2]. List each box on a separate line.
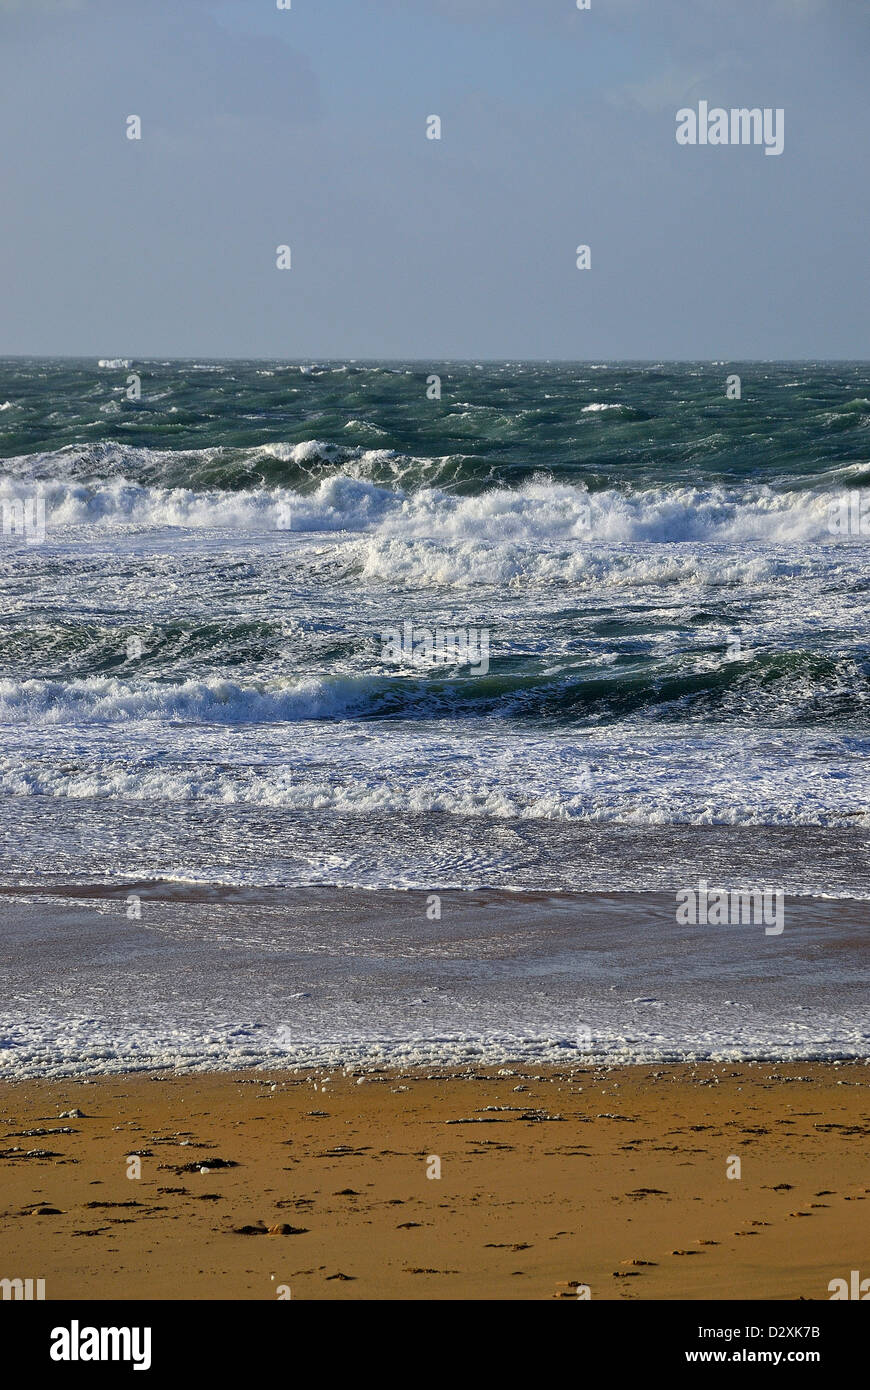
[3, 888, 867, 1078]
[3, 1048, 869, 1085]
[1, 1061, 866, 1301]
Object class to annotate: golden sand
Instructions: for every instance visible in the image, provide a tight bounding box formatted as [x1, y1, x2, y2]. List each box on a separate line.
[1, 1062, 867, 1300]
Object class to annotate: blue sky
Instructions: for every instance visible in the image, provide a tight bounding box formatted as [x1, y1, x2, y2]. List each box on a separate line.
[0, 0, 867, 358]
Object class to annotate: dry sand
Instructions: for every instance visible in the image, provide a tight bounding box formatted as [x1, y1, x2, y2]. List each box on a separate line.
[1, 1062, 867, 1301]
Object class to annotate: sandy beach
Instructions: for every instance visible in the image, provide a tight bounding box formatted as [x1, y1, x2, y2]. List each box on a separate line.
[1, 1062, 867, 1301]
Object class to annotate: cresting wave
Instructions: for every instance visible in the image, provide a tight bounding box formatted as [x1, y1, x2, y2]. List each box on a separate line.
[0, 649, 866, 725]
[0, 674, 373, 723]
[0, 468, 863, 544]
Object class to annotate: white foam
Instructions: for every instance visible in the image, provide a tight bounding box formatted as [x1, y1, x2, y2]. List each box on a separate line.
[1, 719, 866, 829]
[0, 464, 858, 546]
[2, 1030, 863, 1079]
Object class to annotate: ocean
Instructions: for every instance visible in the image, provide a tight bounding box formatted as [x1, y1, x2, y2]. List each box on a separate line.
[1, 359, 868, 1072]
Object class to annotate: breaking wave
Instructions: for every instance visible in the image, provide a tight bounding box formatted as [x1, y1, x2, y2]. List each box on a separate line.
[0, 469, 863, 546]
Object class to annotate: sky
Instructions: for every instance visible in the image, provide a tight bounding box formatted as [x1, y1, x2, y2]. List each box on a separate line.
[0, 0, 867, 359]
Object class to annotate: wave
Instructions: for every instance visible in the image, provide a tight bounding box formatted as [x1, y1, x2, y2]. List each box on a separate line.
[1, 439, 482, 496]
[0, 471, 865, 545]
[0, 758, 589, 817]
[0, 674, 377, 724]
[353, 536, 788, 588]
[0, 650, 866, 726]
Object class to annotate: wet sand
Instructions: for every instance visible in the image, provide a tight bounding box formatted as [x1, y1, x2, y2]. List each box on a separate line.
[1, 1062, 867, 1300]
